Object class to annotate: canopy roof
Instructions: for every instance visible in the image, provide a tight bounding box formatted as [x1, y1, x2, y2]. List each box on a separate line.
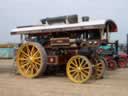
[11, 19, 117, 35]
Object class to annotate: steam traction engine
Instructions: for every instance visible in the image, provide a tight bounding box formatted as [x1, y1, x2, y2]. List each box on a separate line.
[98, 39, 127, 69]
[11, 15, 117, 83]
[97, 41, 119, 70]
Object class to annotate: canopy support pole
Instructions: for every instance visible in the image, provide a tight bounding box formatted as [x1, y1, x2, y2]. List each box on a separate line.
[106, 25, 110, 42]
[20, 34, 23, 43]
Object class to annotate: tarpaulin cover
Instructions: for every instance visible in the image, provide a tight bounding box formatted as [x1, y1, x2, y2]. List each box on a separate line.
[99, 45, 111, 50]
[0, 48, 14, 59]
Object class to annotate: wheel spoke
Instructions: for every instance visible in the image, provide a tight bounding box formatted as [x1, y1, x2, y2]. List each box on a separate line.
[96, 68, 103, 72]
[80, 72, 84, 80]
[21, 62, 29, 68]
[73, 59, 78, 67]
[82, 63, 89, 69]
[20, 60, 28, 65]
[33, 60, 41, 65]
[96, 66, 103, 69]
[95, 63, 102, 66]
[33, 64, 39, 71]
[74, 72, 79, 79]
[70, 69, 77, 73]
[71, 61, 78, 67]
[33, 50, 39, 57]
[25, 64, 31, 73]
[31, 46, 35, 56]
[19, 58, 27, 61]
[78, 58, 81, 66]
[21, 54, 27, 59]
[30, 64, 34, 74]
[71, 71, 77, 77]
[69, 65, 77, 69]
[80, 59, 85, 67]
[26, 45, 31, 55]
[81, 69, 89, 76]
[33, 57, 41, 60]
[77, 72, 81, 81]
[82, 67, 89, 70]
[95, 62, 103, 68]
[21, 50, 29, 57]
[80, 71, 87, 78]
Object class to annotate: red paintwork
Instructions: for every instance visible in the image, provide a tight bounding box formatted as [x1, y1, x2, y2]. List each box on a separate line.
[104, 56, 113, 61]
[118, 52, 128, 68]
[47, 55, 72, 65]
[118, 59, 126, 68]
[104, 52, 128, 69]
[119, 52, 128, 59]
[104, 56, 117, 70]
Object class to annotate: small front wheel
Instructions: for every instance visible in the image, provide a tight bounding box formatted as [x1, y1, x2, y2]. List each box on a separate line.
[66, 55, 92, 83]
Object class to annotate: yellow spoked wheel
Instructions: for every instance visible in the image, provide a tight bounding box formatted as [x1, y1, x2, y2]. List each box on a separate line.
[16, 42, 47, 78]
[66, 55, 92, 83]
[94, 59, 105, 79]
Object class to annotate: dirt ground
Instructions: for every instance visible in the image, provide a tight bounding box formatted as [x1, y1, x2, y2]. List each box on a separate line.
[0, 59, 128, 96]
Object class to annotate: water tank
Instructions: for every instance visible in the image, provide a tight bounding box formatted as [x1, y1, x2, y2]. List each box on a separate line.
[40, 14, 78, 25]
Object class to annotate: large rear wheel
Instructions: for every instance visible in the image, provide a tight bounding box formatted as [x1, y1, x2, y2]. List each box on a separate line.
[16, 42, 47, 78]
[66, 55, 92, 83]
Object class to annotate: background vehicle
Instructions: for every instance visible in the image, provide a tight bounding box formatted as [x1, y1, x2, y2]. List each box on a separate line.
[98, 41, 128, 70]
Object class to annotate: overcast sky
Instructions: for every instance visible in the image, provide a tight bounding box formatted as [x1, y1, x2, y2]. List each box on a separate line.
[0, 0, 127, 43]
